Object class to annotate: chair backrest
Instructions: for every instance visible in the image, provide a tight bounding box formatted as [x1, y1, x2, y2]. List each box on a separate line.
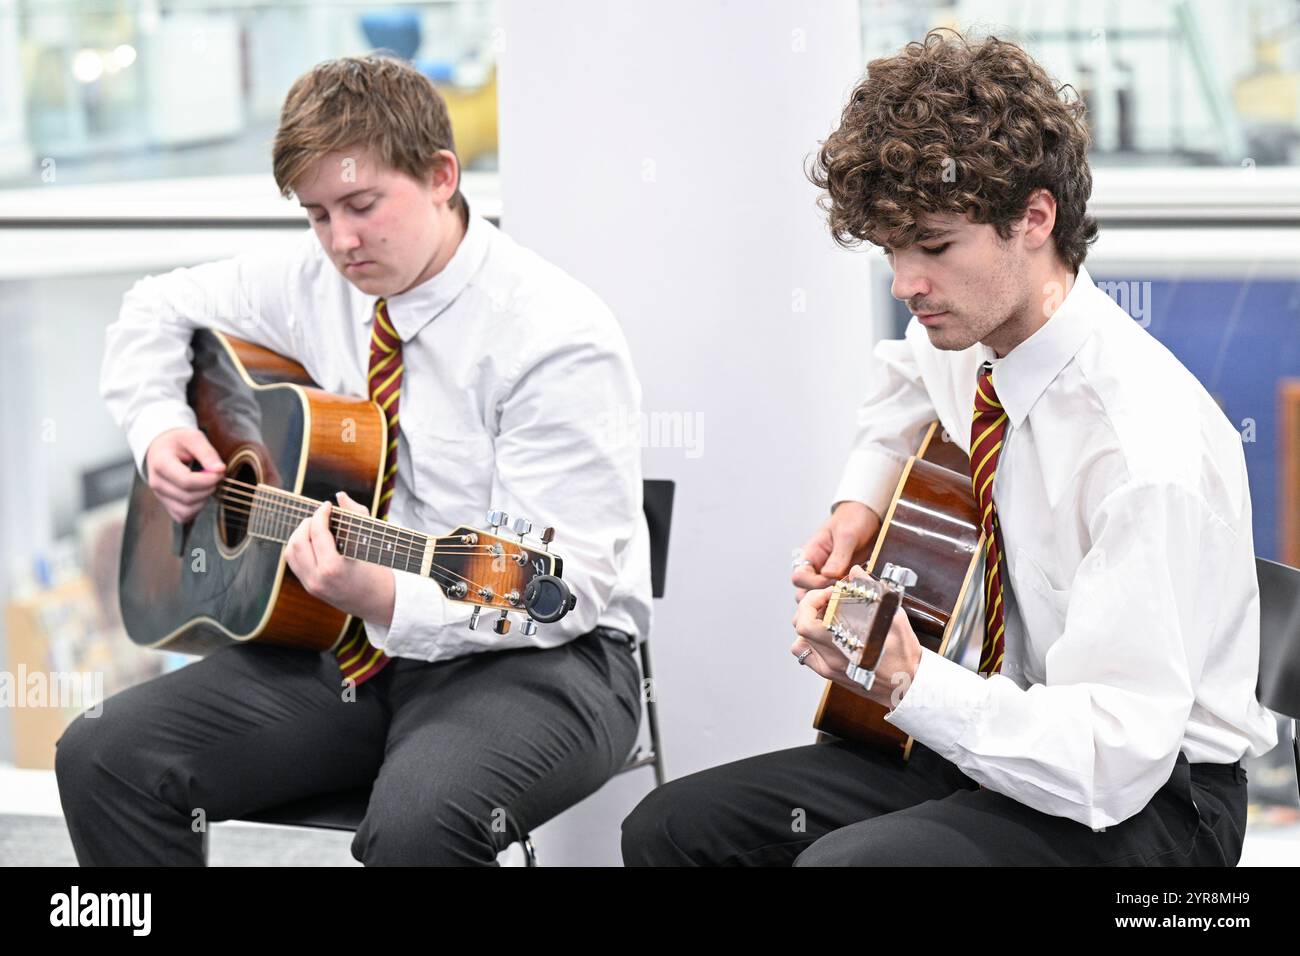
[642, 479, 675, 599]
[1256, 557, 1300, 720]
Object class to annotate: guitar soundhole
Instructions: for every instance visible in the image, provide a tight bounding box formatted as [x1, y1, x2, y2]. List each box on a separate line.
[218, 458, 259, 550]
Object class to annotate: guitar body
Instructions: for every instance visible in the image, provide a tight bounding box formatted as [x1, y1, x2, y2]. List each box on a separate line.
[813, 421, 986, 759]
[119, 330, 386, 654]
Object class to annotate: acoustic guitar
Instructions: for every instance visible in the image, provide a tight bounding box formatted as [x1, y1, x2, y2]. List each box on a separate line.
[813, 420, 987, 759]
[119, 329, 575, 656]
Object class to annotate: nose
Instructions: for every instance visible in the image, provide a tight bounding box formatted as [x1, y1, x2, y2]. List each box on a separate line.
[330, 221, 361, 258]
[889, 256, 931, 304]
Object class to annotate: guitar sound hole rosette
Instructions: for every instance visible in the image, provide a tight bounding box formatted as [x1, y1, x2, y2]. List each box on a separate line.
[216, 449, 262, 557]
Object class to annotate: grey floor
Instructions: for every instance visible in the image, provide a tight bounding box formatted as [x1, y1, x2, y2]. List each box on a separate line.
[0, 814, 356, 866]
[4, 739, 1296, 866]
[4, 805, 1296, 867]
[0, 814, 546, 866]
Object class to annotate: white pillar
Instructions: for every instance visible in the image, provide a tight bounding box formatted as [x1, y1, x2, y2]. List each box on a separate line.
[499, 0, 872, 864]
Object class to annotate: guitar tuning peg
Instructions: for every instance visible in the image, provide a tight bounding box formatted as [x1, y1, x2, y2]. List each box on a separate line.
[487, 509, 509, 530]
[880, 563, 918, 589]
[511, 516, 532, 539]
[521, 619, 538, 637]
[540, 527, 555, 551]
[468, 606, 482, 630]
[493, 610, 511, 635]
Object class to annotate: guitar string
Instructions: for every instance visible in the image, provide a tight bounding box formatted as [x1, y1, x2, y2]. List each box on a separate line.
[213, 486, 512, 554]
[219, 477, 440, 548]
[214, 495, 491, 554]
[209, 484, 517, 597]
[214, 506, 516, 560]
[208, 474, 543, 602]
[216, 492, 428, 558]
[215, 479, 515, 554]
[230, 509, 504, 600]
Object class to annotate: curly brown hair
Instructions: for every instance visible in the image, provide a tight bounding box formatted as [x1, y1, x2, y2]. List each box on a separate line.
[273, 53, 463, 211]
[809, 29, 1097, 272]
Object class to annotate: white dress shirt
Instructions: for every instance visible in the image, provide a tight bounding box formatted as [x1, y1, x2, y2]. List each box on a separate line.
[833, 265, 1278, 829]
[101, 211, 653, 662]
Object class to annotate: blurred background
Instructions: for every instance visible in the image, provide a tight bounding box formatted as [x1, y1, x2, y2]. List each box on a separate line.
[1, 0, 1297, 866]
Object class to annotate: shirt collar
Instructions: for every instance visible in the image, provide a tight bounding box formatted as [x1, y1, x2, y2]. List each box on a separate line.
[976, 265, 1101, 429]
[360, 203, 493, 341]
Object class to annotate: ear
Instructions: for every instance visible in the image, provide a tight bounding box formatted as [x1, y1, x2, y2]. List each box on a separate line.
[1021, 188, 1058, 253]
[428, 149, 461, 206]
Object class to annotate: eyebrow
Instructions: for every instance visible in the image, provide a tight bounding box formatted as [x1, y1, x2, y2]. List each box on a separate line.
[914, 228, 955, 243]
[878, 227, 956, 253]
[298, 187, 377, 208]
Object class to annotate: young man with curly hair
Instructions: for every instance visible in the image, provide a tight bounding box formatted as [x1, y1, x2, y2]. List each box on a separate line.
[57, 54, 651, 866]
[622, 30, 1276, 866]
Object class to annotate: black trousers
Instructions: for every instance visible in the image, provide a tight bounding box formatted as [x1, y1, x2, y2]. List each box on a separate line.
[622, 738, 1248, 866]
[55, 628, 641, 865]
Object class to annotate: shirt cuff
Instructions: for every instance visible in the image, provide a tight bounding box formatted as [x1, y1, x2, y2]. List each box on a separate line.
[833, 447, 907, 519]
[883, 646, 989, 757]
[126, 402, 198, 475]
[363, 567, 467, 656]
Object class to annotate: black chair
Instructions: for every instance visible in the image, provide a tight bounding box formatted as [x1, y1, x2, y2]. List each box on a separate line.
[222, 479, 675, 865]
[1255, 557, 1300, 806]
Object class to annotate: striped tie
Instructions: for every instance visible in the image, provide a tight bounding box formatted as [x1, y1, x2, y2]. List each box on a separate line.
[333, 297, 402, 687]
[970, 361, 1009, 676]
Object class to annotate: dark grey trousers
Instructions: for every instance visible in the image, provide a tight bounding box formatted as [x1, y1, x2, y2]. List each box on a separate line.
[55, 628, 641, 866]
[622, 737, 1248, 866]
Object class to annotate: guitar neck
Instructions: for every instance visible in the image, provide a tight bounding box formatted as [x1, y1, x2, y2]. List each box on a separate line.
[226, 479, 433, 575]
[214, 477, 568, 621]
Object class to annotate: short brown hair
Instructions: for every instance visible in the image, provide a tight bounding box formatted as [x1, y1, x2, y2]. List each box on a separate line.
[272, 53, 463, 211]
[809, 29, 1097, 272]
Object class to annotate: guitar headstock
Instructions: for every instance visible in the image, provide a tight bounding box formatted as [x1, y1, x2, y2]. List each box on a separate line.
[427, 511, 576, 636]
[821, 563, 917, 691]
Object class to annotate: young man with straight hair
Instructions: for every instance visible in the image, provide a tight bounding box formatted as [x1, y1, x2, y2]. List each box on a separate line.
[58, 53, 651, 866]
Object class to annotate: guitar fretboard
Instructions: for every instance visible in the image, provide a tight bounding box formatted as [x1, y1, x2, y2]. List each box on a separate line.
[236, 484, 430, 574]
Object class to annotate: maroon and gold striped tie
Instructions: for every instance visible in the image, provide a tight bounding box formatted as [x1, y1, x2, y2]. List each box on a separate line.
[334, 297, 402, 687]
[970, 361, 1009, 676]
